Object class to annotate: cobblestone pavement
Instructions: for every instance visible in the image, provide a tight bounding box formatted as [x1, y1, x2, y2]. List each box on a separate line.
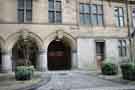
[35, 71, 135, 90]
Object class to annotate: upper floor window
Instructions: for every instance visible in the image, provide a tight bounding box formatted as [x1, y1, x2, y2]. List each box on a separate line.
[80, 4, 91, 25]
[17, 0, 32, 23]
[48, 0, 62, 23]
[79, 3, 104, 26]
[114, 7, 125, 27]
[118, 40, 127, 57]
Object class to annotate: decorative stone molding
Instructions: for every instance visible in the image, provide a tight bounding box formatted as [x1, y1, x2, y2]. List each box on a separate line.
[38, 49, 47, 54]
[1, 50, 12, 55]
[19, 29, 30, 39]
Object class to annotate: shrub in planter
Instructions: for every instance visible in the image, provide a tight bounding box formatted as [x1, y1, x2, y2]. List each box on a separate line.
[15, 66, 34, 80]
[120, 63, 135, 80]
[101, 62, 118, 75]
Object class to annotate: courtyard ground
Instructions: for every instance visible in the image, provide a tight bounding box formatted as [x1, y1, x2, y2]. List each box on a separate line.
[1, 71, 135, 90]
[0, 72, 50, 90]
[36, 71, 135, 90]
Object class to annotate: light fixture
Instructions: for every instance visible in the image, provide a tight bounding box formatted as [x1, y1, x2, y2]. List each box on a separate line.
[55, 36, 61, 42]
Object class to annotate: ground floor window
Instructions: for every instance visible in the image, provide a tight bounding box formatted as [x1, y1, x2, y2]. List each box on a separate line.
[118, 40, 127, 57]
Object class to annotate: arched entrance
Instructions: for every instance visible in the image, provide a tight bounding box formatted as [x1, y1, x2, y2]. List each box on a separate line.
[47, 39, 71, 70]
[12, 36, 39, 70]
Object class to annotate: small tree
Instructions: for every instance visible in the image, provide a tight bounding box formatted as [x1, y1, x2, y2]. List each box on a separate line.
[14, 32, 38, 80]
[14, 32, 38, 67]
[16, 34, 32, 66]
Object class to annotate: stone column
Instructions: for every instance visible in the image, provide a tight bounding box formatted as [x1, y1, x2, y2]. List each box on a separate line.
[71, 50, 77, 69]
[1, 50, 12, 73]
[37, 49, 47, 72]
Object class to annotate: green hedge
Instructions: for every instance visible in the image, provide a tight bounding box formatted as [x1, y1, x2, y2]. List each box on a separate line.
[121, 63, 135, 81]
[101, 63, 118, 75]
[15, 66, 34, 81]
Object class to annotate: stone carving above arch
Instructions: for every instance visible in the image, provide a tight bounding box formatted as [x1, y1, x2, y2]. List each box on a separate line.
[56, 30, 64, 40]
[44, 31, 77, 51]
[6, 29, 44, 51]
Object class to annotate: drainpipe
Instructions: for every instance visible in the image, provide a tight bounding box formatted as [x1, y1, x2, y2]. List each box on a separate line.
[125, 0, 133, 62]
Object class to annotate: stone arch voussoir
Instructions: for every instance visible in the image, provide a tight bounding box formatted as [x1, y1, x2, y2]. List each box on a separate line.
[44, 31, 77, 51]
[6, 30, 44, 52]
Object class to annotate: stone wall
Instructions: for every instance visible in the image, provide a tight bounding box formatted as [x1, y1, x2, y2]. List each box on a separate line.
[0, 0, 131, 72]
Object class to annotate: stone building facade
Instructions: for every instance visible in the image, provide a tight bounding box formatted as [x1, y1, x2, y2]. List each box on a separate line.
[0, 0, 134, 73]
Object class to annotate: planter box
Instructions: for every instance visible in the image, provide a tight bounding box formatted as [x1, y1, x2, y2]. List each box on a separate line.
[101, 63, 118, 75]
[15, 66, 34, 81]
[121, 64, 135, 81]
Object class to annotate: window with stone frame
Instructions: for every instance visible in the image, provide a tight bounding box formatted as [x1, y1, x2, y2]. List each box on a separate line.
[79, 3, 104, 26]
[48, 0, 62, 23]
[17, 0, 32, 23]
[91, 4, 103, 25]
[114, 7, 125, 27]
[118, 40, 127, 57]
[80, 3, 91, 25]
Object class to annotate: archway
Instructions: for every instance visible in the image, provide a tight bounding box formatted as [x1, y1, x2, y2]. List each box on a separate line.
[12, 36, 39, 70]
[47, 39, 71, 70]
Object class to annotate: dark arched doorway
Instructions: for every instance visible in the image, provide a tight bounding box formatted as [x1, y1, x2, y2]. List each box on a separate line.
[47, 40, 71, 70]
[12, 36, 39, 70]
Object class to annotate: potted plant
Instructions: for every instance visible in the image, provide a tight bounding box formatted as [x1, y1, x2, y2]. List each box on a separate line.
[120, 58, 135, 81]
[101, 58, 118, 75]
[101, 62, 118, 75]
[120, 63, 135, 80]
